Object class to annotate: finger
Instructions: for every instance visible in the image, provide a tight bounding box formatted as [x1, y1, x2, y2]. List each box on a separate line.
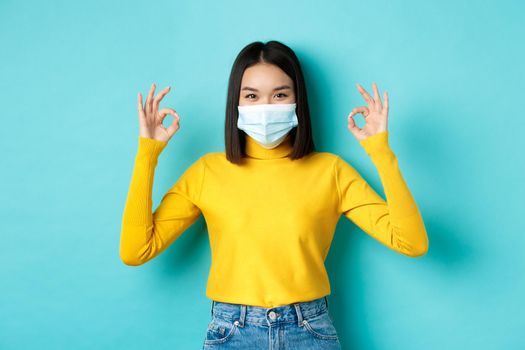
[348, 106, 370, 118]
[383, 91, 389, 113]
[373, 82, 382, 110]
[165, 116, 181, 138]
[158, 107, 180, 125]
[347, 113, 362, 136]
[146, 83, 156, 114]
[347, 106, 369, 136]
[137, 93, 146, 120]
[356, 83, 375, 109]
[159, 108, 181, 137]
[152, 86, 171, 113]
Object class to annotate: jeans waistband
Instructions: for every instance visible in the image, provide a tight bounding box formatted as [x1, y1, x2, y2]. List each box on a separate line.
[210, 296, 330, 327]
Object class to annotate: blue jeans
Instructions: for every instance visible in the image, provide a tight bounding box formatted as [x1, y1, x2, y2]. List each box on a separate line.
[202, 296, 342, 349]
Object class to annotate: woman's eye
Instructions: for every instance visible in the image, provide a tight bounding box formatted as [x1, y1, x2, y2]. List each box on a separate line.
[244, 93, 288, 99]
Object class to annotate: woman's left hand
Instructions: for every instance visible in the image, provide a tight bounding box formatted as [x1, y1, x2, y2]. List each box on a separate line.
[347, 82, 389, 141]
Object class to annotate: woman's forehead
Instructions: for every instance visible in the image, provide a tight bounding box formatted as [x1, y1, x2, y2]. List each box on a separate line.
[241, 64, 293, 90]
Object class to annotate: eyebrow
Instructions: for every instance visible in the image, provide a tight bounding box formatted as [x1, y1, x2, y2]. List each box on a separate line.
[241, 85, 292, 92]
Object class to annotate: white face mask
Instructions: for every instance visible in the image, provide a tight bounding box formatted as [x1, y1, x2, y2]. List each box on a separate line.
[237, 103, 299, 149]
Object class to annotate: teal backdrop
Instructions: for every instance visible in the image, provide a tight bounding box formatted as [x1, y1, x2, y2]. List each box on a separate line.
[1, 0, 523, 349]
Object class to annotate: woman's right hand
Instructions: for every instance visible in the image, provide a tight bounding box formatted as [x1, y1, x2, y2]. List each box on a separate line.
[137, 83, 180, 142]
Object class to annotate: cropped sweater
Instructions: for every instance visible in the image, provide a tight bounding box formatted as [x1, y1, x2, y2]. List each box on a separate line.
[120, 131, 428, 307]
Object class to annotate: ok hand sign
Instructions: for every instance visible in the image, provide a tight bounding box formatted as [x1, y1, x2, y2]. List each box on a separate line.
[137, 83, 181, 142]
[347, 82, 389, 141]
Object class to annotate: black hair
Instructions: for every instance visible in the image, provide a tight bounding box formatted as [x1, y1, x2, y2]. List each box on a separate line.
[224, 40, 315, 164]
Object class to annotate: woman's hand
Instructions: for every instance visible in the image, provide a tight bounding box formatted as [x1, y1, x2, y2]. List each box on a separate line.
[347, 82, 389, 141]
[137, 83, 180, 142]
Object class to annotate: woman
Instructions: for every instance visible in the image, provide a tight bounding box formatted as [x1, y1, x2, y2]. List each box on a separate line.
[120, 40, 428, 349]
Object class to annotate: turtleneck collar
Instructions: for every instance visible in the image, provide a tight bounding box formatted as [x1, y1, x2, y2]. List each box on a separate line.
[244, 133, 293, 159]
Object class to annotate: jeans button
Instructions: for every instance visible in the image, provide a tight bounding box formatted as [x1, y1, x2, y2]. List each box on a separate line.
[269, 311, 277, 320]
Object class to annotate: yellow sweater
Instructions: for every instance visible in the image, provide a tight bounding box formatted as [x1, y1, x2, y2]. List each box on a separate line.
[120, 131, 428, 307]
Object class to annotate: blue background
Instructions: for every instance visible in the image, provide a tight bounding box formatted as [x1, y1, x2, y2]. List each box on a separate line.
[1, 0, 523, 349]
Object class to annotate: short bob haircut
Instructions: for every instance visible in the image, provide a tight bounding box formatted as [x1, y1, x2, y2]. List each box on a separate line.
[225, 40, 316, 164]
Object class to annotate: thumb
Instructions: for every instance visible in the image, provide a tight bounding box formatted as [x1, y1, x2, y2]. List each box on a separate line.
[158, 108, 180, 138]
[165, 114, 180, 138]
[347, 113, 362, 139]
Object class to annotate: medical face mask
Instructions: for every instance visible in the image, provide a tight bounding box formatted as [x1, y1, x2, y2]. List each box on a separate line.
[237, 103, 299, 149]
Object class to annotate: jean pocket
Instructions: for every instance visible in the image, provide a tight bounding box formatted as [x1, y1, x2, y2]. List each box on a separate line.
[203, 316, 239, 345]
[301, 311, 339, 341]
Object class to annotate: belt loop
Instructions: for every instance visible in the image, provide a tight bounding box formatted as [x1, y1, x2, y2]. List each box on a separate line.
[324, 296, 329, 310]
[293, 303, 304, 326]
[211, 300, 215, 317]
[239, 304, 246, 327]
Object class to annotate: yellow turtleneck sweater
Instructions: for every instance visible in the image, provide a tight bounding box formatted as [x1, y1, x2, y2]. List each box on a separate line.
[120, 131, 428, 307]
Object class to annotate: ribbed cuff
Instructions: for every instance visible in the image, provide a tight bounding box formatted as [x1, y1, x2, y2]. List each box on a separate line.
[137, 136, 168, 160]
[359, 131, 392, 156]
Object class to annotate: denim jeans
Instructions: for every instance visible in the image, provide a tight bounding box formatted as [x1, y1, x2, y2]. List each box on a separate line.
[202, 296, 342, 349]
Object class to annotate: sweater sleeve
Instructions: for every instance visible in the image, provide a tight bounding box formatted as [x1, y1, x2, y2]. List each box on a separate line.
[119, 136, 205, 266]
[334, 131, 428, 257]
